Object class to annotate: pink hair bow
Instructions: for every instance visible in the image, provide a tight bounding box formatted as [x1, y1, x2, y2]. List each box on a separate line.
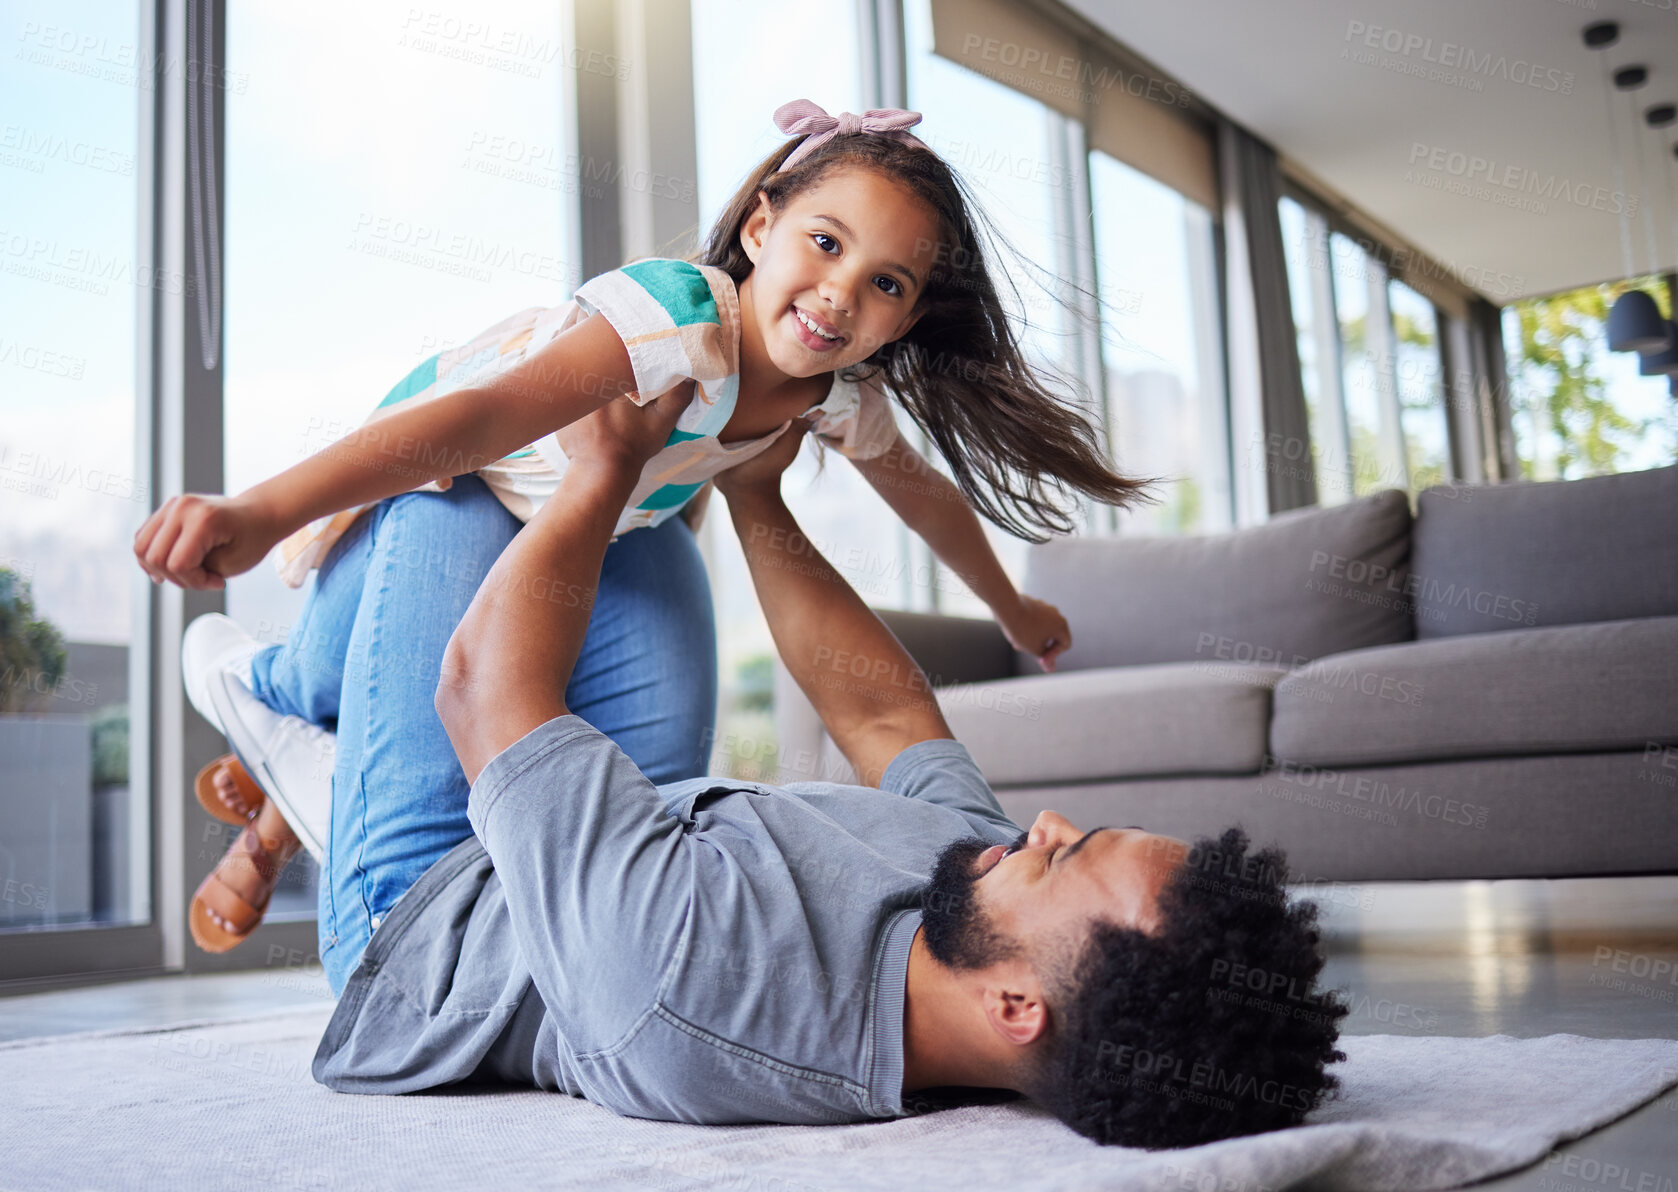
[773, 98, 930, 171]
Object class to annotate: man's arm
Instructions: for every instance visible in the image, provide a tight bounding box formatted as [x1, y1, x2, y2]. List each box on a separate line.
[434, 391, 704, 1068]
[718, 436, 953, 787]
[435, 386, 691, 783]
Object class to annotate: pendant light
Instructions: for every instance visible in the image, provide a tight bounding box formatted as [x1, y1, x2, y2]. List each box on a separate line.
[1609, 287, 1665, 352]
[1638, 122, 1678, 376]
[1587, 22, 1672, 351]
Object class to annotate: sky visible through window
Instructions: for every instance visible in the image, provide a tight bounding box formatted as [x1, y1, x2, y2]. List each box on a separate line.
[2, 0, 141, 644]
[221, 0, 574, 640]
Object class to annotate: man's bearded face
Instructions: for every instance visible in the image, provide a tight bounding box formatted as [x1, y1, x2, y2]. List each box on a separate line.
[919, 831, 1028, 970]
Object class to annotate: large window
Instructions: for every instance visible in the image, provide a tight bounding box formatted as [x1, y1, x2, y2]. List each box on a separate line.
[1089, 151, 1229, 535]
[1, 0, 148, 935]
[1500, 277, 1678, 480]
[691, 0, 1085, 773]
[692, 0, 868, 777]
[692, 0, 1239, 777]
[1387, 279, 1450, 493]
[1279, 195, 1455, 503]
[224, 0, 574, 909]
[904, 0, 1072, 613]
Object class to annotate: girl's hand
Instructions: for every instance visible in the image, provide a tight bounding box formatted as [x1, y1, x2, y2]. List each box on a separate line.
[133, 493, 283, 590]
[554, 380, 696, 472]
[712, 417, 813, 498]
[999, 593, 1072, 672]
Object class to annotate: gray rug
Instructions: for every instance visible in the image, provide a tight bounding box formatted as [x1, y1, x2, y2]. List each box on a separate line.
[3, 1006, 1675, 1191]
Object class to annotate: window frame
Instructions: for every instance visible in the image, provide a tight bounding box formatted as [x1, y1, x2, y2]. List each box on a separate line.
[1280, 180, 1479, 505]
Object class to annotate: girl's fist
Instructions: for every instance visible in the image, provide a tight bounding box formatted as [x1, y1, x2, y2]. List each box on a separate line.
[1000, 593, 1072, 673]
[133, 493, 280, 590]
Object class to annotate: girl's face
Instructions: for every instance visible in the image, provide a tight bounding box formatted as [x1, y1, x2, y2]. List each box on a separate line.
[738, 167, 942, 381]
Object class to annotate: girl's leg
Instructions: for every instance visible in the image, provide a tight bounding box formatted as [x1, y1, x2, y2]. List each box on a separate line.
[320, 475, 524, 992]
[247, 511, 379, 729]
[317, 488, 719, 995]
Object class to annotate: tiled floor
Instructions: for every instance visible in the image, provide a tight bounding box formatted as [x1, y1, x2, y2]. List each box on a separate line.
[3, 876, 1675, 1189]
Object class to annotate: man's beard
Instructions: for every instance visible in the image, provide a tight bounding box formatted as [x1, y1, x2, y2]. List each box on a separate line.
[920, 831, 1028, 970]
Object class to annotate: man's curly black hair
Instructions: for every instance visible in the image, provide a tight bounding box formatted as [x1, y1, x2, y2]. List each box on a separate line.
[1017, 825, 1350, 1149]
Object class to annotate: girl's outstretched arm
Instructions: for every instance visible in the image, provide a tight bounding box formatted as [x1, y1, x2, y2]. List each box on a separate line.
[847, 430, 1072, 672]
[134, 312, 637, 590]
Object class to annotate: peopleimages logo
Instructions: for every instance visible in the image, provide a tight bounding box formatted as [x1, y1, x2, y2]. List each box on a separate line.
[1343, 21, 1574, 94]
[1407, 143, 1637, 216]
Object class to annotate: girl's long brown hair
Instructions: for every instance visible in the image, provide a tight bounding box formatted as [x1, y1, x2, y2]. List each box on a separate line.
[687, 130, 1156, 542]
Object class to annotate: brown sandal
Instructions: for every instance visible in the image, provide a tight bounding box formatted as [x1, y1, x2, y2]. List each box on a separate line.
[189, 819, 302, 953]
[193, 753, 266, 824]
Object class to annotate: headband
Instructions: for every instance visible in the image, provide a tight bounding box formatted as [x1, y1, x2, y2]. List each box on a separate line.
[772, 98, 930, 172]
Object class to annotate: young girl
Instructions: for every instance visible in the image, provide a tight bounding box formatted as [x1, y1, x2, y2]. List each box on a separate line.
[136, 98, 1150, 965]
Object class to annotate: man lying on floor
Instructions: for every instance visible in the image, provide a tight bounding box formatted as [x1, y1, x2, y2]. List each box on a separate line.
[311, 393, 1350, 1150]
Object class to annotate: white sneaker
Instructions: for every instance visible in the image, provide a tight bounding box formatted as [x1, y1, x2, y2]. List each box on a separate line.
[181, 613, 262, 737]
[183, 614, 334, 864]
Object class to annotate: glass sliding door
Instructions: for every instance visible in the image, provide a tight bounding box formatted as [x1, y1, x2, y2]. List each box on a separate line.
[222, 0, 574, 912]
[0, 0, 150, 949]
[690, 0, 867, 778]
[1089, 150, 1230, 536]
[904, 0, 1070, 612]
[1280, 194, 1457, 504]
[1387, 279, 1450, 494]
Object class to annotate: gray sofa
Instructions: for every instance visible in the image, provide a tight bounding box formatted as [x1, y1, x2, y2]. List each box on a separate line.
[773, 464, 1678, 882]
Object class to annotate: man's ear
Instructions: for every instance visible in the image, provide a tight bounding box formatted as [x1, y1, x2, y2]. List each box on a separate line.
[740, 191, 772, 265]
[981, 979, 1049, 1048]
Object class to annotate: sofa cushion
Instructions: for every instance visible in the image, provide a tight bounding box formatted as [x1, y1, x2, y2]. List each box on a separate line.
[1022, 490, 1413, 671]
[1411, 464, 1678, 637]
[1269, 615, 1678, 768]
[922, 661, 1285, 787]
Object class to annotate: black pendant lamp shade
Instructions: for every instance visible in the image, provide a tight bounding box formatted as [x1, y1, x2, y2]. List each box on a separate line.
[1609, 289, 1672, 352]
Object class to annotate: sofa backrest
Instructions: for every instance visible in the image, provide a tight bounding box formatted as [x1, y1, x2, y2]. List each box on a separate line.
[1411, 463, 1678, 638]
[1021, 489, 1414, 671]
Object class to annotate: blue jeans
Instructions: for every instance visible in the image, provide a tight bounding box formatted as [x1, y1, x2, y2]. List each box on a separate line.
[247, 475, 717, 994]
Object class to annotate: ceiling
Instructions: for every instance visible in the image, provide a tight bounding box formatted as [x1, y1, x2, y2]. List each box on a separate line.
[1063, 0, 1678, 303]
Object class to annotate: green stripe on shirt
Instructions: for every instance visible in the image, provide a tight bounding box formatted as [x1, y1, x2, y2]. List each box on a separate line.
[377, 353, 440, 408]
[622, 259, 719, 327]
[637, 480, 706, 511]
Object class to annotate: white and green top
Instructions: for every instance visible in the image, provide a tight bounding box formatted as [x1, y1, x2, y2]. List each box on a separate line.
[275, 256, 899, 588]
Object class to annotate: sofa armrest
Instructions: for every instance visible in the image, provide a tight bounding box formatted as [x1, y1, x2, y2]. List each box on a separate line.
[871, 609, 1019, 686]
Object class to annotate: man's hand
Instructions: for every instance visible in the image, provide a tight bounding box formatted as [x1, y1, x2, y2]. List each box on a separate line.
[998, 593, 1073, 672]
[133, 492, 285, 590]
[554, 379, 697, 471]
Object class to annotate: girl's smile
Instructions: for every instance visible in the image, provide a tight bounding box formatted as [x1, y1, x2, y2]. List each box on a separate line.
[789, 303, 846, 351]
